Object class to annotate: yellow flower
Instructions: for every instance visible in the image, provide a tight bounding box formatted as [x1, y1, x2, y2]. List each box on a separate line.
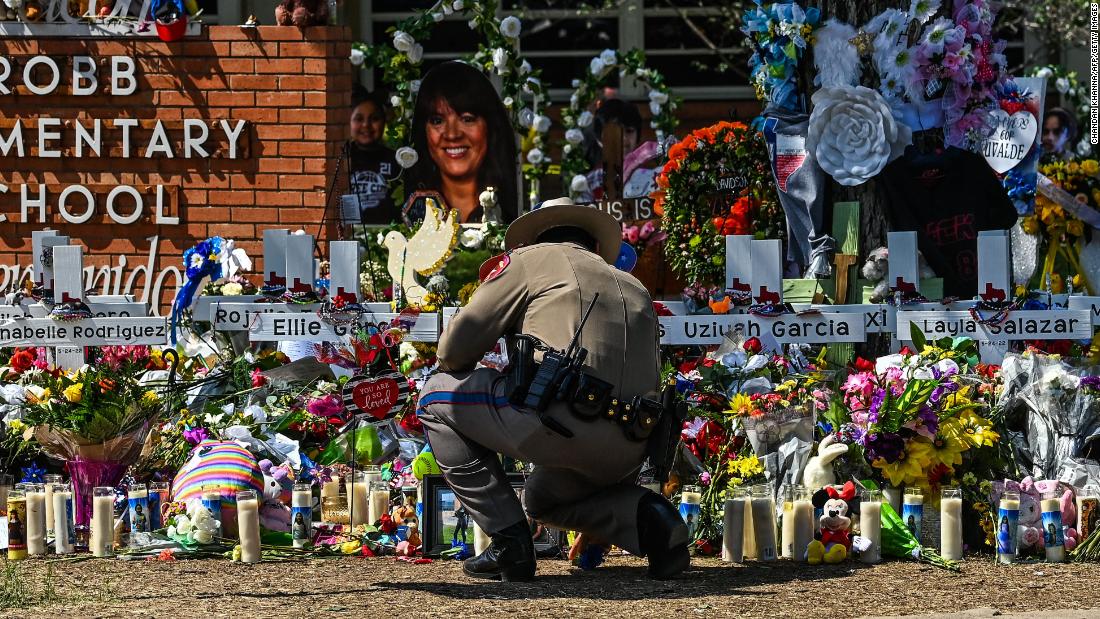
[7, 419, 25, 434]
[62, 384, 83, 404]
[339, 540, 361, 554]
[142, 390, 160, 406]
[1067, 161, 1080, 174]
[775, 380, 797, 393]
[1021, 216, 1039, 234]
[950, 411, 999, 448]
[873, 439, 935, 487]
[726, 393, 752, 416]
[1083, 160, 1100, 175]
[927, 426, 968, 468]
[1067, 219, 1085, 237]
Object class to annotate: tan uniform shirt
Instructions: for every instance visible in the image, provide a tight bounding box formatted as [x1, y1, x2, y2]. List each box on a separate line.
[437, 242, 660, 401]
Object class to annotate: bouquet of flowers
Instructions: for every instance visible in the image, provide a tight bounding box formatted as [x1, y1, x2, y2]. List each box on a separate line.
[621, 220, 666, 256]
[741, 1, 821, 112]
[1022, 158, 1099, 294]
[833, 331, 1001, 494]
[166, 500, 222, 546]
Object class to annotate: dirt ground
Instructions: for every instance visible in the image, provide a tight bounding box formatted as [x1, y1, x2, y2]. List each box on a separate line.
[3, 554, 1100, 618]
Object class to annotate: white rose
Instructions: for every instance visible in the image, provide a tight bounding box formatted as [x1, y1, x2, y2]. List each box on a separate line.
[349, 48, 365, 66]
[525, 76, 540, 92]
[570, 174, 589, 193]
[577, 111, 594, 128]
[410, 79, 421, 93]
[589, 57, 607, 76]
[502, 96, 514, 108]
[460, 227, 487, 249]
[468, 19, 477, 29]
[565, 128, 585, 144]
[806, 85, 912, 186]
[431, 12, 443, 22]
[221, 282, 243, 296]
[390, 95, 402, 108]
[395, 146, 419, 169]
[563, 144, 572, 154]
[526, 148, 545, 164]
[518, 108, 534, 128]
[442, 2, 453, 14]
[569, 93, 579, 108]
[648, 90, 668, 104]
[599, 49, 617, 66]
[571, 79, 581, 88]
[1056, 77, 1070, 93]
[649, 101, 661, 116]
[636, 68, 647, 77]
[492, 47, 510, 74]
[407, 43, 424, 65]
[1036, 67, 1053, 79]
[519, 60, 531, 75]
[500, 15, 522, 39]
[452, 0, 464, 10]
[533, 115, 551, 133]
[392, 31, 414, 53]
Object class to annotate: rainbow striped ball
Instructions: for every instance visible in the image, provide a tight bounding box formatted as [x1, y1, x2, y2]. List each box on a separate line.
[172, 440, 263, 535]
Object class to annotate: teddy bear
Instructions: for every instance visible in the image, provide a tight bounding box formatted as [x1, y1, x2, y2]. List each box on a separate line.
[991, 477, 1079, 554]
[274, 0, 329, 28]
[861, 247, 937, 303]
[807, 481, 861, 564]
[257, 458, 295, 532]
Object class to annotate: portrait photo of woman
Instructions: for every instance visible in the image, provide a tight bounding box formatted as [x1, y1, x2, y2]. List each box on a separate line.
[406, 61, 519, 225]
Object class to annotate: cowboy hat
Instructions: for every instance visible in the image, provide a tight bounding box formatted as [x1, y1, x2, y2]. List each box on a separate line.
[504, 197, 621, 264]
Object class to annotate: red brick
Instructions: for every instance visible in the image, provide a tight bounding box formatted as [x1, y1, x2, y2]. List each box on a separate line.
[279, 141, 327, 157]
[303, 59, 326, 74]
[281, 108, 328, 124]
[256, 91, 303, 107]
[230, 74, 279, 90]
[303, 158, 327, 174]
[258, 158, 303, 174]
[230, 207, 281, 221]
[255, 125, 304, 140]
[279, 175, 324, 190]
[256, 192, 304, 207]
[184, 206, 230, 222]
[279, 42, 329, 57]
[230, 174, 279, 190]
[230, 108, 279, 123]
[279, 208, 324, 223]
[208, 224, 257, 238]
[209, 190, 255, 205]
[230, 41, 274, 58]
[255, 58, 304, 74]
[302, 92, 329, 107]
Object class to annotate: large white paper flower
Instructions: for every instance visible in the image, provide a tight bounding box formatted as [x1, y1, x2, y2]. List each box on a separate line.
[589, 57, 607, 77]
[565, 128, 584, 144]
[533, 115, 551, 133]
[599, 49, 617, 66]
[500, 16, 522, 39]
[407, 43, 424, 65]
[526, 148, 545, 164]
[570, 174, 589, 194]
[392, 31, 414, 53]
[648, 90, 668, 105]
[807, 85, 912, 186]
[349, 48, 365, 66]
[577, 111, 594, 128]
[492, 47, 510, 74]
[395, 146, 419, 169]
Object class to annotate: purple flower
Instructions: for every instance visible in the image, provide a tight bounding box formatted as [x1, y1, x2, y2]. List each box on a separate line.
[699, 472, 712, 487]
[917, 405, 939, 435]
[869, 388, 887, 424]
[929, 381, 958, 404]
[1081, 376, 1100, 391]
[865, 432, 905, 464]
[183, 427, 209, 445]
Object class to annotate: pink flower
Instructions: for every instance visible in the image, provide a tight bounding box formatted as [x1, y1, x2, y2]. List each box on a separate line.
[307, 394, 344, 420]
[251, 368, 267, 388]
[1020, 526, 1041, 549]
[639, 220, 657, 240]
[624, 226, 640, 245]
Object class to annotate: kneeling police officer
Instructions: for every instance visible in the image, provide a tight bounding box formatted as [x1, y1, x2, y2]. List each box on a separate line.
[417, 197, 688, 582]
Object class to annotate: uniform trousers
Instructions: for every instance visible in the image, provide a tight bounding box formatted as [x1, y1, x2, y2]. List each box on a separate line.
[418, 368, 650, 555]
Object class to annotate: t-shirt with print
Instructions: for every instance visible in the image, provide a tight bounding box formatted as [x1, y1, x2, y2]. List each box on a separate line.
[881, 147, 1019, 299]
[347, 142, 401, 224]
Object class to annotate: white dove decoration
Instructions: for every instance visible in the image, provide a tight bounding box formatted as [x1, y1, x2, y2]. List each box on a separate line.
[383, 198, 459, 304]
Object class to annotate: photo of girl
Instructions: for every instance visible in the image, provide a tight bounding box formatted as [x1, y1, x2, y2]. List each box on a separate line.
[405, 61, 519, 225]
[346, 85, 402, 224]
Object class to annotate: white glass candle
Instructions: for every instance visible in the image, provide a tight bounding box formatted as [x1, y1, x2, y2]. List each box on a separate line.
[721, 490, 746, 563]
[346, 471, 370, 527]
[237, 490, 261, 563]
[473, 522, 490, 555]
[52, 483, 74, 554]
[997, 490, 1020, 564]
[321, 475, 341, 498]
[792, 487, 815, 563]
[291, 482, 312, 549]
[1041, 490, 1065, 562]
[363, 465, 382, 487]
[25, 484, 46, 556]
[369, 481, 390, 525]
[940, 487, 963, 561]
[743, 491, 757, 560]
[43, 474, 62, 538]
[751, 485, 777, 561]
[90, 487, 114, 557]
[902, 487, 924, 543]
[859, 489, 882, 564]
[780, 485, 795, 560]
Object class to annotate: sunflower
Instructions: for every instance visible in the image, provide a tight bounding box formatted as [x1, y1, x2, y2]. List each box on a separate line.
[726, 393, 753, 417]
[927, 424, 968, 469]
[873, 438, 935, 487]
[950, 410, 999, 448]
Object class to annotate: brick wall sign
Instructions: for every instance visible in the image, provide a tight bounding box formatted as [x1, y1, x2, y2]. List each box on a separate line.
[0, 25, 351, 312]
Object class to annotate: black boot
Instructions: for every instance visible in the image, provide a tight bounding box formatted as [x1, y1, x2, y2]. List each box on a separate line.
[638, 493, 690, 579]
[462, 520, 536, 582]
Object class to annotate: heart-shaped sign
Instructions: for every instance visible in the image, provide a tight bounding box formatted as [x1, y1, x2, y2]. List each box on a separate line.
[343, 372, 410, 421]
[980, 109, 1037, 174]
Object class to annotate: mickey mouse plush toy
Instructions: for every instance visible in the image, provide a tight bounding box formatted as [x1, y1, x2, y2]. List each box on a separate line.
[807, 481, 861, 564]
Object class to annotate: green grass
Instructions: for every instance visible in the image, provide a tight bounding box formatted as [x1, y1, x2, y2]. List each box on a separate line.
[0, 561, 98, 610]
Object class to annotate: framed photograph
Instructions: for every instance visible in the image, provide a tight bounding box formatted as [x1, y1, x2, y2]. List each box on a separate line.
[421, 474, 564, 558]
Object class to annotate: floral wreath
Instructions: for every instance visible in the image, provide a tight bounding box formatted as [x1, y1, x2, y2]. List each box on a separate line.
[351, 0, 551, 206]
[655, 121, 783, 287]
[560, 48, 678, 199]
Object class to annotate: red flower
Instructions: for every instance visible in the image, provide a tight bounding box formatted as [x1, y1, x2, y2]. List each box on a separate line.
[898, 346, 915, 356]
[8, 349, 34, 376]
[678, 360, 699, 374]
[400, 413, 423, 435]
[378, 513, 396, 533]
[743, 337, 762, 354]
[653, 302, 674, 317]
[97, 378, 116, 392]
[853, 357, 875, 373]
[701, 358, 716, 368]
[251, 368, 268, 388]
